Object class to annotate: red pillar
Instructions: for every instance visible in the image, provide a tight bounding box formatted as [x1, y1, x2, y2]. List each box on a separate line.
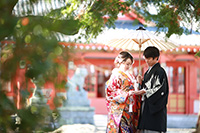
[186, 62, 197, 114]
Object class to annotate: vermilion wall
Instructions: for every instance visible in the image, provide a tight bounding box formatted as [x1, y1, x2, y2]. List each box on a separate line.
[89, 98, 108, 114]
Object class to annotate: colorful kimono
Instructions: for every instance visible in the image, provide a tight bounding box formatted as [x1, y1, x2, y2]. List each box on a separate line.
[105, 68, 141, 133]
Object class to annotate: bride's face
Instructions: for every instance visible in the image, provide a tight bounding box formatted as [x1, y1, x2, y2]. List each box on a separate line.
[119, 58, 133, 72]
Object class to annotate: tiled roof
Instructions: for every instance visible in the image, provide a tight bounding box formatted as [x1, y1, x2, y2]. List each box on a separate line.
[13, 0, 66, 16]
[57, 27, 200, 53]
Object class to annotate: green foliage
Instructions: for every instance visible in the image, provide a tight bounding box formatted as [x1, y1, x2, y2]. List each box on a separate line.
[0, 88, 17, 132]
[62, 0, 133, 42]
[12, 106, 52, 132]
[2, 0, 198, 132]
[0, 0, 74, 132]
[151, 4, 184, 37]
[133, 0, 200, 37]
[195, 51, 200, 57]
[0, 0, 134, 132]
[0, 0, 18, 41]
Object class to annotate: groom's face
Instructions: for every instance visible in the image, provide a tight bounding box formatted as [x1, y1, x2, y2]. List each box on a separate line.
[144, 57, 158, 67]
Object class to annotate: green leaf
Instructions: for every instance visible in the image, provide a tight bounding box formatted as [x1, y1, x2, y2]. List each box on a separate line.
[195, 51, 200, 57]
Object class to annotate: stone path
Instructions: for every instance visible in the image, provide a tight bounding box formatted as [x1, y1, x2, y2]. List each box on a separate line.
[167, 128, 196, 133]
[167, 114, 198, 128]
[50, 115, 197, 133]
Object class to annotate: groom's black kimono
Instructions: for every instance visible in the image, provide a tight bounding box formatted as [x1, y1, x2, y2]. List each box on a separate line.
[138, 63, 169, 132]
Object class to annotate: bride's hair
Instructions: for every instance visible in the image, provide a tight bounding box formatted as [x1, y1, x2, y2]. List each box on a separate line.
[114, 51, 134, 67]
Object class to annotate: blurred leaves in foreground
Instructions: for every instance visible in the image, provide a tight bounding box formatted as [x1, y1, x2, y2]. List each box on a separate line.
[0, 0, 134, 132]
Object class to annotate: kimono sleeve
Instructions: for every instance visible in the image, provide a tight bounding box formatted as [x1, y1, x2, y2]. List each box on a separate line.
[106, 73, 129, 104]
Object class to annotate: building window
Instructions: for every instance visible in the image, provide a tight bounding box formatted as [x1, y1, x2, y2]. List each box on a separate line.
[166, 66, 185, 94]
[97, 65, 113, 98]
[178, 67, 185, 93]
[84, 65, 96, 92]
[167, 66, 174, 93]
[197, 68, 200, 93]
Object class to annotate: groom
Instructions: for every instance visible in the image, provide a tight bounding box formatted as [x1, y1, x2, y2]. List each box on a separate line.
[136, 46, 169, 133]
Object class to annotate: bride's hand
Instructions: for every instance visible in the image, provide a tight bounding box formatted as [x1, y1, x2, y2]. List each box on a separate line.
[129, 90, 135, 96]
[134, 89, 146, 95]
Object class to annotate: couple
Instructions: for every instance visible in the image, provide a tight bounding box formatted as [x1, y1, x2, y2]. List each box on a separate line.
[105, 46, 169, 133]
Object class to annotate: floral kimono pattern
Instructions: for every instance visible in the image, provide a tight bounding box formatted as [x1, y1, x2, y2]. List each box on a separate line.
[106, 69, 141, 133]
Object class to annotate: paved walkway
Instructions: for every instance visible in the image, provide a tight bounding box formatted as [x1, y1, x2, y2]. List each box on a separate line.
[167, 114, 198, 128]
[51, 114, 197, 133]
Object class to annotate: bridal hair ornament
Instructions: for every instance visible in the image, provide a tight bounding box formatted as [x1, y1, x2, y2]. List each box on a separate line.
[114, 55, 123, 65]
[114, 51, 134, 65]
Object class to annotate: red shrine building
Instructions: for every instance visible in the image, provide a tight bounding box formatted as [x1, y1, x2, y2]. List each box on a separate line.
[65, 39, 200, 115]
[3, 11, 200, 115]
[62, 12, 200, 115]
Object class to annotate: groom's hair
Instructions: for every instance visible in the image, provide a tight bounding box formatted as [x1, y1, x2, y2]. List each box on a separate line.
[143, 46, 160, 60]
